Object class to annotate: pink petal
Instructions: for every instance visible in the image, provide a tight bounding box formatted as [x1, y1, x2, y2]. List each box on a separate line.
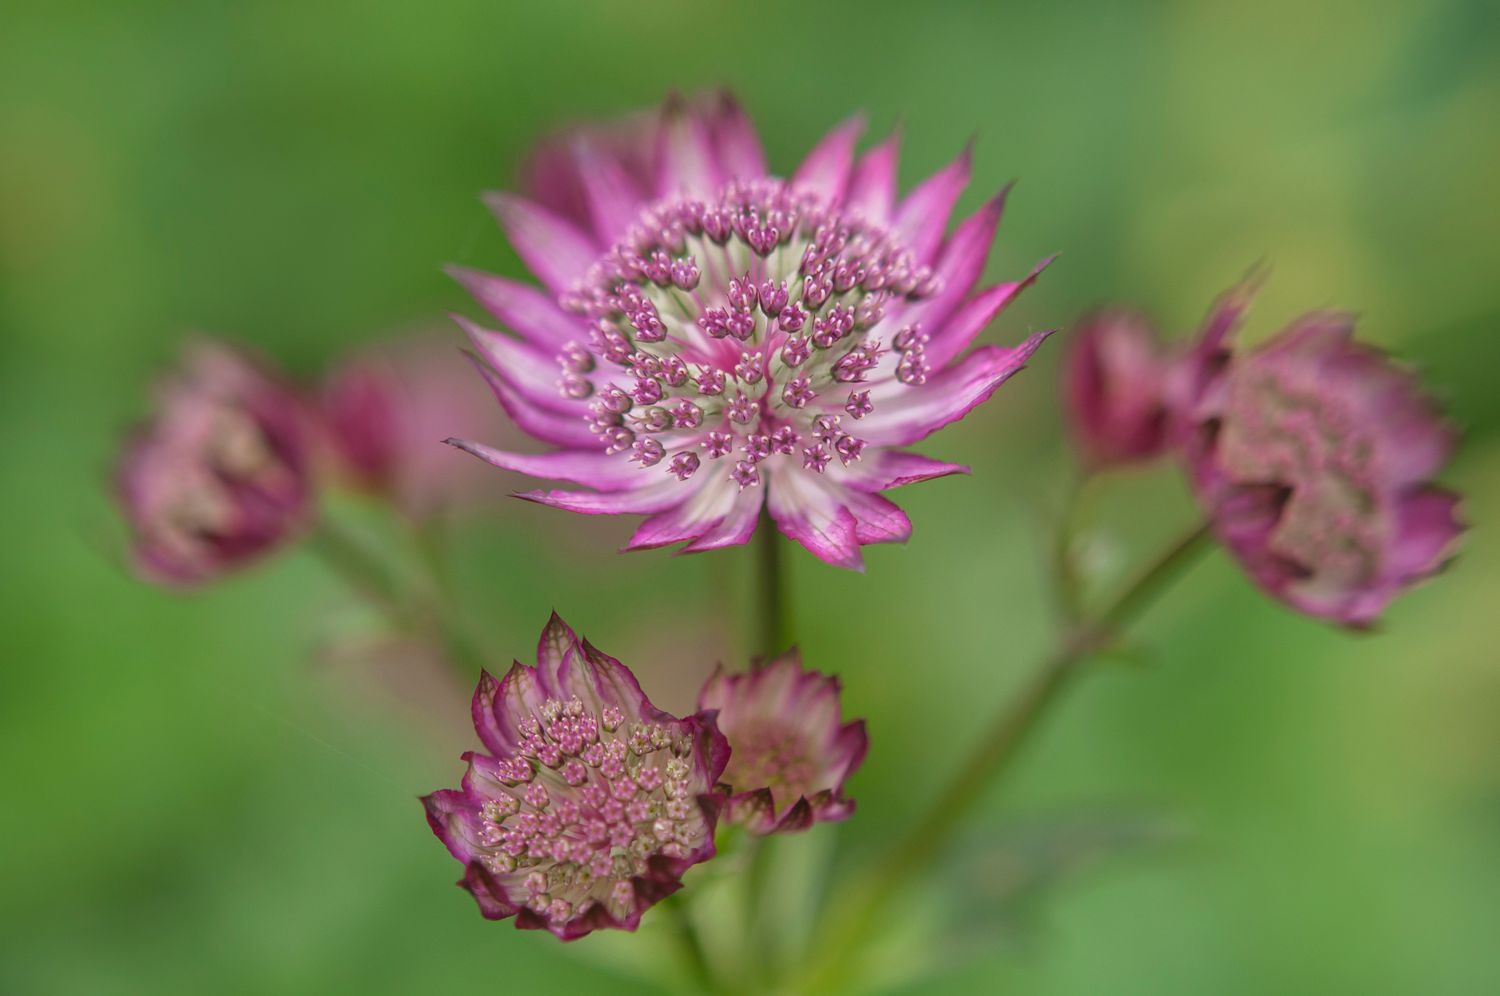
[845, 130, 901, 225]
[655, 95, 721, 198]
[790, 115, 865, 204]
[454, 315, 579, 415]
[840, 450, 970, 491]
[470, 669, 514, 754]
[1390, 487, 1464, 579]
[767, 471, 864, 571]
[859, 333, 1053, 446]
[446, 266, 587, 350]
[679, 485, 765, 553]
[842, 490, 912, 545]
[484, 192, 600, 296]
[517, 480, 685, 515]
[924, 254, 1055, 369]
[623, 474, 740, 550]
[445, 438, 647, 492]
[905, 188, 1010, 331]
[465, 353, 600, 448]
[893, 143, 972, 264]
[572, 137, 648, 244]
[709, 90, 767, 180]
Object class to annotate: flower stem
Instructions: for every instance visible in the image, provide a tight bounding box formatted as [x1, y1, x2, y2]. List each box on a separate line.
[308, 519, 403, 614]
[662, 894, 719, 993]
[752, 509, 791, 664]
[308, 517, 488, 677]
[810, 521, 1214, 985]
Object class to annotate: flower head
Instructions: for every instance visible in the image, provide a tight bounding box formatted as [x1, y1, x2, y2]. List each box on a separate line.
[116, 340, 312, 584]
[1180, 280, 1464, 627]
[697, 652, 867, 834]
[446, 92, 1052, 569]
[423, 614, 730, 939]
[1063, 309, 1177, 467]
[319, 333, 506, 518]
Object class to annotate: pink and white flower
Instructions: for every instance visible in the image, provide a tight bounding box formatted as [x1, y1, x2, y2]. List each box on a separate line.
[423, 614, 730, 939]
[698, 652, 867, 835]
[116, 340, 312, 584]
[446, 92, 1052, 569]
[1179, 280, 1464, 627]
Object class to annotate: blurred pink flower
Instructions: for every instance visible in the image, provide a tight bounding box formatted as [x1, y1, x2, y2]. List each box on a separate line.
[447, 92, 1052, 569]
[319, 333, 509, 519]
[1180, 281, 1464, 627]
[423, 614, 729, 939]
[698, 652, 867, 835]
[1063, 309, 1177, 467]
[116, 340, 312, 584]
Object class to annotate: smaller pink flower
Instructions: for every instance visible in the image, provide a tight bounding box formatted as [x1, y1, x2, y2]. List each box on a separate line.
[116, 340, 312, 584]
[1062, 309, 1177, 467]
[697, 652, 867, 835]
[423, 614, 730, 939]
[319, 333, 506, 518]
[1180, 279, 1464, 627]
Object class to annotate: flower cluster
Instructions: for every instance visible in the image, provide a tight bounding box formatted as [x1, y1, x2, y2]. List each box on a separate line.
[1063, 277, 1464, 626]
[117, 334, 504, 585]
[110, 89, 1468, 974]
[448, 92, 1052, 569]
[117, 342, 313, 584]
[423, 616, 866, 938]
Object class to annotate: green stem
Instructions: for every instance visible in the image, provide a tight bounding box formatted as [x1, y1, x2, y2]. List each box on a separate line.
[308, 520, 403, 614]
[662, 894, 718, 993]
[753, 509, 791, 663]
[408, 516, 490, 678]
[810, 521, 1214, 986]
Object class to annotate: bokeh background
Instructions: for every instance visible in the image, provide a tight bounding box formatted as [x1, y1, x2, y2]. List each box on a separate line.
[3, 1, 1498, 992]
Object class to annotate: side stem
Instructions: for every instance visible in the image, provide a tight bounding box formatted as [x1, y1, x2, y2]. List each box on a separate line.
[811, 521, 1213, 985]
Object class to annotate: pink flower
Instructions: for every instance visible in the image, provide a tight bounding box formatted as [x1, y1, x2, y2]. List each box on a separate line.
[1063, 309, 1177, 467]
[116, 340, 312, 584]
[422, 614, 730, 939]
[1180, 280, 1464, 627]
[319, 333, 508, 519]
[446, 92, 1053, 570]
[697, 652, 867, 835]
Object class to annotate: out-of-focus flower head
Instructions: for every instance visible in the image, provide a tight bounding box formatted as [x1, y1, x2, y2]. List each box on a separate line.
[319, 333, 507, 519]
[1062, 309, 1178, 467]
[117, 340, 312, 584]
[446, 91, 1053, 570]
[423, 614, 730, 939]
[1180, 278, 1464, 627]
[697, 652, 866, 834]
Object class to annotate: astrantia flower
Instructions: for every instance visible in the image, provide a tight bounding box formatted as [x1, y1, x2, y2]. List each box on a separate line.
[319, 333, 505, 519]
[697, 652, 867, 835]
[1063, 309, 1177, 467]
[422, 614, 730, 939]
[1180, 281, 1464, 627]
[446, 92, 1052, 569]
[116, 340, 312, 584]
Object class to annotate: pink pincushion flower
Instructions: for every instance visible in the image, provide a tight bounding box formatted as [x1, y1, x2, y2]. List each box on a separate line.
[1180, 281, 1464, 627]
[697, 652, 867, 835]
[116, 340, 312, 584]
[423, 614, 730, 939]
[446, 92, 1053, 570]
[1063, 309, 1177, 467]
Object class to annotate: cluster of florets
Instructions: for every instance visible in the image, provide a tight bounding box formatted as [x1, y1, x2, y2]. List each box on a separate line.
[423, 617, 867, 939]
[1064, 275, 1464, 627]
[548, 178, 941, 492]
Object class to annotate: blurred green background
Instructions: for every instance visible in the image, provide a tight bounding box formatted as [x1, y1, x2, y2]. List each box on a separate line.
[3, 0, 1498, 992]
